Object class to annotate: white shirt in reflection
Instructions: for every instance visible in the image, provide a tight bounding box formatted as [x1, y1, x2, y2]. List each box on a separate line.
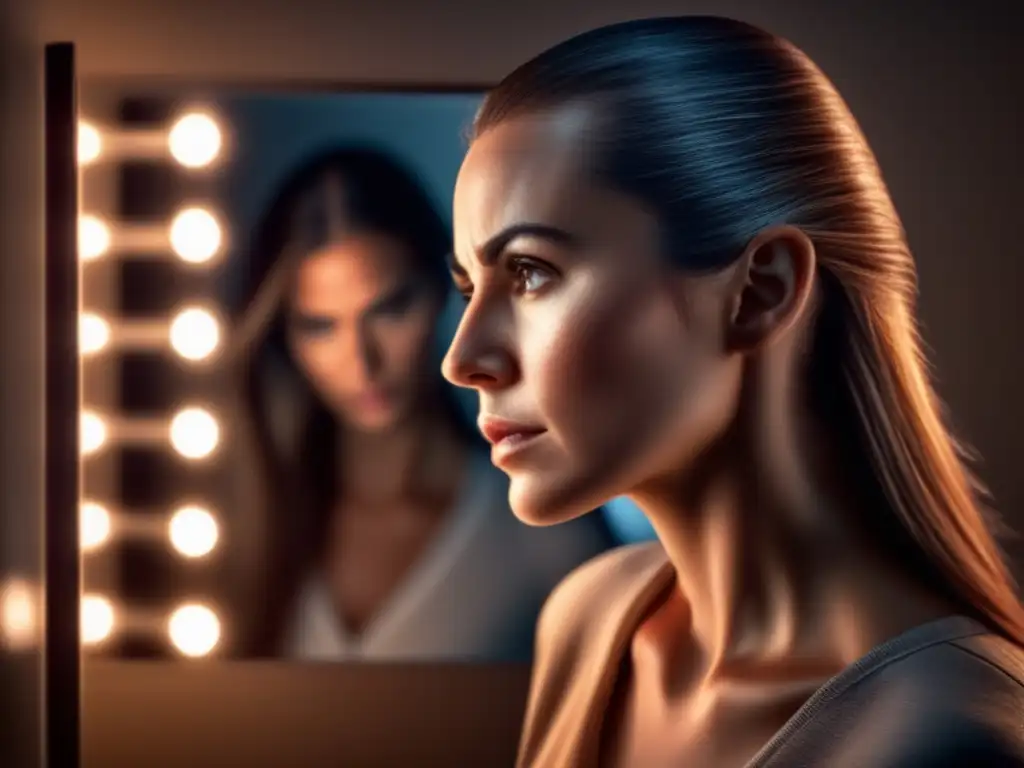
[283, 451, 612, 661]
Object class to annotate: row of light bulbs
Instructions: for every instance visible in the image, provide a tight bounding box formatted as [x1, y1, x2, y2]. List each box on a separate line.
[82, 501, 220, 559]
[79, 111, 224, 170]
[80, 207, 224, 265]
[83, 595, 222, 658]
[81, 306, 222, 361]
[81, 407, 221, 459]
[78, 109, 229, 658]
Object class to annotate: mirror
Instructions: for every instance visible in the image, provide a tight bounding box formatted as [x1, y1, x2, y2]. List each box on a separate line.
[76, 85, 657, 661]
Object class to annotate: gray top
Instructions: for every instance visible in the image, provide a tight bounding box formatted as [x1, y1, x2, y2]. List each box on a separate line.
[284, 451, 612, 662]
[754, 614, 1024, 766]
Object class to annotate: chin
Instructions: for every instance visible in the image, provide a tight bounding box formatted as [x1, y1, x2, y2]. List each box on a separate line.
[507, 474, 604, 527]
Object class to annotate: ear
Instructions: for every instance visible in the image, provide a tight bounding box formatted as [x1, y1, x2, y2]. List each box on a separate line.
[727, 226, 816, 352]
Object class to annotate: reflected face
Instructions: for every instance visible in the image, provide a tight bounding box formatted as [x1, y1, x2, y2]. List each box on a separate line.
[288, 233, 441, 433]
[442, 106, 741, 524]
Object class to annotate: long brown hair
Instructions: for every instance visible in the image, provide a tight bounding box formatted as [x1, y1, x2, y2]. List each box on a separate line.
[228, 145, 475, 656]
[473, 16, 1024, 642]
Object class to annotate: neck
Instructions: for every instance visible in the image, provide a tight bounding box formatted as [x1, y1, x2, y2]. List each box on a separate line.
[630, 371, 955, 685]
[338, 398, 463, 503]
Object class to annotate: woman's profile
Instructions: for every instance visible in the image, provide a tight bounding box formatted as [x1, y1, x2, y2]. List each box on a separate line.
[442, 16, 1024, 767]
[228, 145, 613, 661]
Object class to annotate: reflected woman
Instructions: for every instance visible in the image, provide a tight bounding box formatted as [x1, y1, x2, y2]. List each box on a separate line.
[231, 145, 613, 661]
[443, 17, 1024, 767]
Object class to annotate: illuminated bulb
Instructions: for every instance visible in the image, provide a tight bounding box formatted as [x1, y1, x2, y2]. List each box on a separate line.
[169, 208, 222, 264]
[79, 215, 111, 261]
[169, 407, 219, 460]
[79, 313, 111, 355]
[168, 603, 220, 657]
[81, 411, 107, 456]
[1, 579, 39, 651]
[168, 113, 222, 169]
[81, 594, 115, 645]
[78, 122, 102, 166]
[80, 501, 112, 552]
[168, 505, 219, 558]
[169, 307, 220, 361]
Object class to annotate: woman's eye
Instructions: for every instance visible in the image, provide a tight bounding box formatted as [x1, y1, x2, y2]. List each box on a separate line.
[511, 259, 554, 296]
[291, 315, 335, 335]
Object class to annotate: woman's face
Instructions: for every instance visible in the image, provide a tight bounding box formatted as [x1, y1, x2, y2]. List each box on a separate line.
[288, 232, 442, 433]
[442, 106, 744, 525]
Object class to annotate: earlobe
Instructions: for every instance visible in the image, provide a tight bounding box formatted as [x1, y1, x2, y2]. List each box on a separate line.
[727, 227, 815, 352]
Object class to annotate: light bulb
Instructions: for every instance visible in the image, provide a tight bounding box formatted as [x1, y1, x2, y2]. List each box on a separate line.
[168, 113, 222, 169]
[169, 407, 219, 460]
[78, 122, 102, 166]
[79, 215, 111, 261]
[169, 208, 222, 264]
[168, 603, 220, 657]
[168, 307, 220, 361]
[168, 505, 219, 558]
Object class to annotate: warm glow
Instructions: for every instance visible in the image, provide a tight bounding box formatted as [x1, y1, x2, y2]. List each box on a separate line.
[81, 594, 115, 645]
[81, 501, 112, 552]
[168, 112, 223, 169]
[1, 579, 39, 651]
[79, 215, 111, 261]
[169, 307, 220, 361]
[168, 603, 221, 657]
[81, 411, 108, 456]
[80, 312, 111, 356]
[169, 208, 222, 264]
[169, 505, 219, 558]
[169, 407, 219, 459]
[78, 122, 103, 166]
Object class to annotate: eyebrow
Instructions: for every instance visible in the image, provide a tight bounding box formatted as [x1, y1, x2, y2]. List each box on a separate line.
[447, 222, 579, 276]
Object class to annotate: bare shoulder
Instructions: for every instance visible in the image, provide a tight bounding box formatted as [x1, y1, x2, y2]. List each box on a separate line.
[517, 542, 670, 766]
[534, 541, 669, 655]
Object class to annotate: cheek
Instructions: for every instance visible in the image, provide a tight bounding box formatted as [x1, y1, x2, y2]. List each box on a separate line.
[522, 277, 730, 500]
[290, 339, 333, 388]
[530, 278, 685, 435]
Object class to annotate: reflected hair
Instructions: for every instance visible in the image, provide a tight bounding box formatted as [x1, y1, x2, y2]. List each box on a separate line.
[230, 145, 464, 656]
[473, 16, 1024, 641]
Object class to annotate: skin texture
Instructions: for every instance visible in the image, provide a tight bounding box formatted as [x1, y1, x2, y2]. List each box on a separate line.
[443, 106, 955, 766]
[288, 233, 466, 634]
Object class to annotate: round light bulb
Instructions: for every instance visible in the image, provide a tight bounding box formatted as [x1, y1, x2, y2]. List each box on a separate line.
[1, 579, 39, 651]
[168, 505, 219, 558]
[80, 501, 112, 552]
[169, 208, 222, 264]
[81, 594, 115, 645]
[81, 411, 108, 456]
[168, 307, 220, 361]
[80, 313, 111, 356]
[78, 122, 102, 166]
[168, 603, 221, 657]
[169, 407, 219, 460]
[79, 215, 111, 261]
[168, 113, 222, 169]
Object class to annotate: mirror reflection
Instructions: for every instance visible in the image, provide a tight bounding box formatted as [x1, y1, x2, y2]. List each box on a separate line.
[77, 87, 656, 660]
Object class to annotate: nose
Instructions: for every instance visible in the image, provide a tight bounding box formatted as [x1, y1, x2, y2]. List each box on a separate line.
[346, 322, 380, 388]
[442, 310, 517, 392]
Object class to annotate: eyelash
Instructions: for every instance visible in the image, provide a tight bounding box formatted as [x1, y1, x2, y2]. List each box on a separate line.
[458, 256, 555, 303]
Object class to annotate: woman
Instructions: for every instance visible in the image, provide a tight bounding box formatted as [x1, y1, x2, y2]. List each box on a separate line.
[442, 17, 1024, 767]
[229, 145, 614, 660]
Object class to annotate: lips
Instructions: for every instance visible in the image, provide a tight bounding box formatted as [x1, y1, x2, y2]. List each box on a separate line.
[477, 415, 547, 446]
